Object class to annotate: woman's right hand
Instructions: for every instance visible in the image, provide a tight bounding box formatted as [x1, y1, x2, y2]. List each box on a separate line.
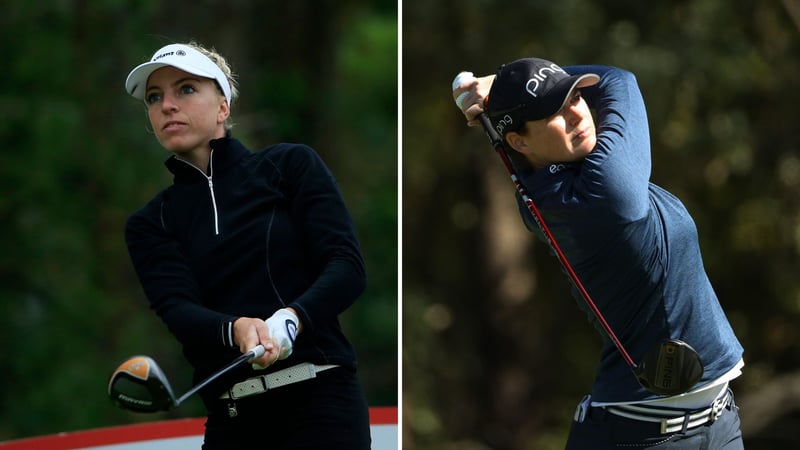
[451, 72, 495, 127]
[233, 317, 281, 369]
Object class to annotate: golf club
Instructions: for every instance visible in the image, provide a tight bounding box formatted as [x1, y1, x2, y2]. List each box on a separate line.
[108, 344, 265, 412]
[456, 72, 702, 395]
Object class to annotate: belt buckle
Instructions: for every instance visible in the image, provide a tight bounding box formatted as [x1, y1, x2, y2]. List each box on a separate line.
[573, 395, 591, 423]
[709, 395, 726, 423]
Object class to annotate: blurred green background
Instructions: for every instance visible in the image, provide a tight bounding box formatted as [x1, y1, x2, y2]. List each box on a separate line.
[403, 1, 800, 449]
[0, 0, 397, 441]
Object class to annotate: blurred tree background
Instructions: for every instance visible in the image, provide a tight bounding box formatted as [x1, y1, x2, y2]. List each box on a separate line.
[0, 0, 397, 441]
[404, 0, 799, 449]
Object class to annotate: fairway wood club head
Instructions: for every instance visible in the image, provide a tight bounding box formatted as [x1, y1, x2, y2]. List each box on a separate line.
[635, 339, 704, 396]
[108, 356, 177, 413]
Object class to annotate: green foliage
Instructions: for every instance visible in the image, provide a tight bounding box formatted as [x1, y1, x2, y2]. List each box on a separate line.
[1, 0, 396, 440]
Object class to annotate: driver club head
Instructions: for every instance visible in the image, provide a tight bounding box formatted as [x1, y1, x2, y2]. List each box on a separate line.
[108, 355, 177, 413]
[635, 339, 704, 396]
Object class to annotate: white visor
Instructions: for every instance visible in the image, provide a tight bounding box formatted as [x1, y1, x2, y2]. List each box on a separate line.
[125, 44, 231, 104]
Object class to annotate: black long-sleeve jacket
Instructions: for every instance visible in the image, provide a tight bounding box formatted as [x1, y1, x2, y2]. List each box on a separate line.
[125, 133, 366, 405]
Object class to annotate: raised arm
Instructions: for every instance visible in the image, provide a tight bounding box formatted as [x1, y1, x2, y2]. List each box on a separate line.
[569, 65, 652, 222]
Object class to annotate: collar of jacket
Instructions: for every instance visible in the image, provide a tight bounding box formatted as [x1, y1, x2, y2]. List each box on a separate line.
[163, 131, 250, 182]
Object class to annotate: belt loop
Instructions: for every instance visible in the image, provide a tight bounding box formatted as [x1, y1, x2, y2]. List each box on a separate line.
[680, 414, 691, 433]
[259, 374, 268, 391]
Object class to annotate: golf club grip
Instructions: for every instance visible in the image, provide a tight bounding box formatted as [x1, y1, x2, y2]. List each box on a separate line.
[175, 345, 266, 405]
[475, 113, 638, 370]
[477, 113, 503, 147]
[250, 344, 266, 358]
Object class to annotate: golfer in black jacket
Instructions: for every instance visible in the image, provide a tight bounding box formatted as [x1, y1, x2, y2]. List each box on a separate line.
[123, 41, 371, 449]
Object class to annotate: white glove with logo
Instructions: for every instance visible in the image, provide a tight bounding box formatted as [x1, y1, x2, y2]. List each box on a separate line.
[252, 308, 299, 370]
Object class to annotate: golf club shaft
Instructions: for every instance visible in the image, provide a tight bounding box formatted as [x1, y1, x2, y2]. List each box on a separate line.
[175, 344, 266, 405]
[476, 113, 638, 370]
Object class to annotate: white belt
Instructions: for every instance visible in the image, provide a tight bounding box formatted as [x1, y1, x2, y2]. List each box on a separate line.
[604, 390, 732, 434]
[220, 363, 338, 400]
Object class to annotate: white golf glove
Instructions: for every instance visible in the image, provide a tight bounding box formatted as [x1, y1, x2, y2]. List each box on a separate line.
[252, 308, 299, 370]
[452, 71, 475, 110]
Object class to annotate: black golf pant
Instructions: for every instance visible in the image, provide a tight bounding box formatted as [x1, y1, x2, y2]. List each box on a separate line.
[202, 366, 371, 450]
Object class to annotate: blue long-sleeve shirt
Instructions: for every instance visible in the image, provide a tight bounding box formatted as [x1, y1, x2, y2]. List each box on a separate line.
[516, 65, 743, 402]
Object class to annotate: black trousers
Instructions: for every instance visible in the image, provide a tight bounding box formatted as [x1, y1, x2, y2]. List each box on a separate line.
[202, 366, 371, 450]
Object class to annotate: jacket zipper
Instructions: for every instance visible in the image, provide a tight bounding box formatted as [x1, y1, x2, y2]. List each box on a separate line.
[207, 177, 220, 235]
[176, 152, 220, 235]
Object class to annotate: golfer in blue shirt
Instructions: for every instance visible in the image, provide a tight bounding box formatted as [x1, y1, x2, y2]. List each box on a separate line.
[453, 58, 745, 449]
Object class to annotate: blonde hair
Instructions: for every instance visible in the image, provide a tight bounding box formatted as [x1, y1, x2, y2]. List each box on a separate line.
[186, 41, 239, 128]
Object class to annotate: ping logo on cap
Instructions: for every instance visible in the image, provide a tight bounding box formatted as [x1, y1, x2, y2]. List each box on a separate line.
[495, 114, 514, 136]
[525, 63, 567, 98]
